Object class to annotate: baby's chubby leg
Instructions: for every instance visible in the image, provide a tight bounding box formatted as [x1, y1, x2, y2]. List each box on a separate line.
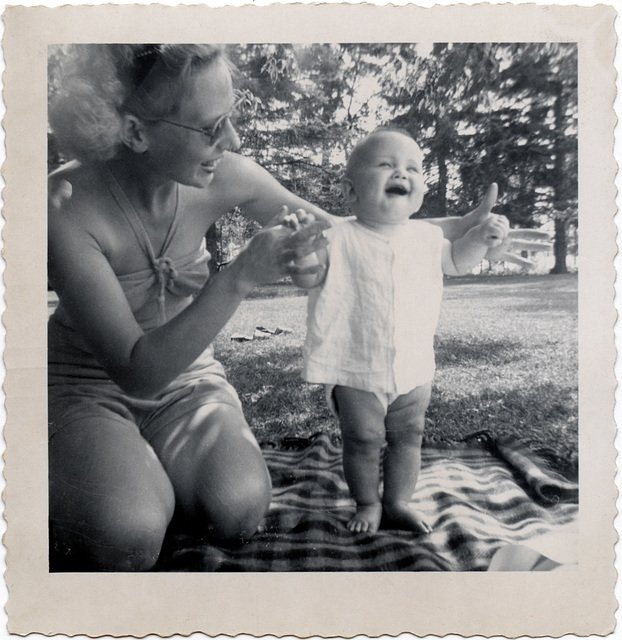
[383, 383, 433, 534]
[333, 386, 386, 533]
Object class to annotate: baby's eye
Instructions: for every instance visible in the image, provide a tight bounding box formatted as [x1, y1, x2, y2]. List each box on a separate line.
[379, 162, 392, 168]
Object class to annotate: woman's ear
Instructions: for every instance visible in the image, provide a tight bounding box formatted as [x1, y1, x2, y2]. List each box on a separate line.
[341, 177, 356, 203]
[120, 114, 149, 153]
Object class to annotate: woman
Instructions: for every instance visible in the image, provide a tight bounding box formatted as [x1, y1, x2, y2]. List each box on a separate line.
[48, 44, 546, 571]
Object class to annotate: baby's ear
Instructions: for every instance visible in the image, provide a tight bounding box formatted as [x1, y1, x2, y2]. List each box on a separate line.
[341, 178, 356, 203]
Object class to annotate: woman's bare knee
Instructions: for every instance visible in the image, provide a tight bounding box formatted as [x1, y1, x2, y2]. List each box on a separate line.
[49, 420, 175, 571]
[206, 473, 272, 544]
[196, 432, 272, 544]
[150, 403, 272, 545]
[98, 503, 171, 570]
[51, 489, 174, 571]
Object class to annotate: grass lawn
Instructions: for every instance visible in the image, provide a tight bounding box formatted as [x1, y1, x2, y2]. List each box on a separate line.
[214, 273, 578, 478]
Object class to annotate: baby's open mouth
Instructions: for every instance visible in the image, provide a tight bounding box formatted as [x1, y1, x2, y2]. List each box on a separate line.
[385, 185, 408, 196]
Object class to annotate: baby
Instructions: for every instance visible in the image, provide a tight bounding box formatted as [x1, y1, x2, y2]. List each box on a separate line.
[290, 128, 507, 534]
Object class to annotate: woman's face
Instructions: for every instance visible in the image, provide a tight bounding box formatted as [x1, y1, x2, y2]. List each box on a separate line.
[142, 58, 241, 188]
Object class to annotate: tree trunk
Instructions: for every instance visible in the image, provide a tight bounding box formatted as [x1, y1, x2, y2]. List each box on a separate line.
[437, 153, 448, 215]
[549, 80, 570, 275]
[205, 223, 222, 272]
[550, 216, 568, 274]
[435, 118, 450, 216]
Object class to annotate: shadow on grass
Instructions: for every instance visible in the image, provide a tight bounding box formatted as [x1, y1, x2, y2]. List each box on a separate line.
[425, 383, 578, 479]
[435, 336, 523, 367]
[245, 281, 308, 300]
[444, 273, 578, 315]
[219, 343, 336, 443]
[220, 340, 577, 476]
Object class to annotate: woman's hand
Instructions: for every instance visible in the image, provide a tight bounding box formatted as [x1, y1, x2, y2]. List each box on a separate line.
[468, 215, 509, 249]
[231, 207, 329, 293]
[461, 183, 552, 267]
[484, 230, 554, 268]
[279, 207, 330, 289]
[49, 177, 73, 211]
[278, 206, 316, 232]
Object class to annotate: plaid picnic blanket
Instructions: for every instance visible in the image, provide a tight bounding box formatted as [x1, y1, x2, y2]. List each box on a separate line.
[154, 433, 578, 572]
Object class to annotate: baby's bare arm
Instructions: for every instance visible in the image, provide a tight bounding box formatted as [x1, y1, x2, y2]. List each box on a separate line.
[428, 183, 551, 267]
[281, 207, 329, 289]
[290, 247, 328, 289]
[443, 217, 508, 276]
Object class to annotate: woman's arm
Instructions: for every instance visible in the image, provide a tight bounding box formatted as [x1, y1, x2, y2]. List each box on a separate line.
[426, 183, 551, 264]
[49, 205, 325, 399]
[51, 163, 550, 262]
[426, 184, 499, 241]
[223, 162, 550, 267]
[218, 153, 338, 227]
[442, 216, 508, 276]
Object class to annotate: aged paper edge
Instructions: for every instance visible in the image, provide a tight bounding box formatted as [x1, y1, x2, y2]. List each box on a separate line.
[1, 2, 618, 637]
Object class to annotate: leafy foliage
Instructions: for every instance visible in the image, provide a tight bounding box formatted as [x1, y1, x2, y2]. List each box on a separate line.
[48, 42, 578, 271]
[227, 43, 577, 271]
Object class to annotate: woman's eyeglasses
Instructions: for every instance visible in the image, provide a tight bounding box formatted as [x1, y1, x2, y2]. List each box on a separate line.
[141, 109, 237, 147]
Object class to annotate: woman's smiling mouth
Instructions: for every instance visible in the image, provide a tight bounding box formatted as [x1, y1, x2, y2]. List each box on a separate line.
[201, 158, 222, 172]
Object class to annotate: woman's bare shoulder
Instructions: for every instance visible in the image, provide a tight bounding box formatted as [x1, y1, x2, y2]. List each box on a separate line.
[210, 152, 274, 202]
[183, 152, 271, 215]
[217, 150, 258, 178]
[49, 161, 108, 206]
[48, 162, 116, 248]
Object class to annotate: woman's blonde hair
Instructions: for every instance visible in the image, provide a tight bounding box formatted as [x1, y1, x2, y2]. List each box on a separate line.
[49, 44, 228, 163]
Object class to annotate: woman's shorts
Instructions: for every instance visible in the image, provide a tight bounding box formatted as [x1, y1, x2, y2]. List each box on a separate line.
[48, 356, 243, 442]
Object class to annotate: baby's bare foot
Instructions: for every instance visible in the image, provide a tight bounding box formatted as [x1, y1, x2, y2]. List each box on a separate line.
[347, 503, 383, 534]
[383, 501, 433, 534]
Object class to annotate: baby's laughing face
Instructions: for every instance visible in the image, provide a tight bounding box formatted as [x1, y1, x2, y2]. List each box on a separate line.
[343, 131, 426, 229]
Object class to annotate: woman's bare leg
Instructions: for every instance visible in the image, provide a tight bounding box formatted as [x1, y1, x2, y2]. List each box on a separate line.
[49, 419, 175, 571]
[147, 402, 272, 545]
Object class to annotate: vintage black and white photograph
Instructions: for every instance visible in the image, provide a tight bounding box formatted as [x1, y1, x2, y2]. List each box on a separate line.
[46, 40, 579, 573]
[3, 3, 617, 637]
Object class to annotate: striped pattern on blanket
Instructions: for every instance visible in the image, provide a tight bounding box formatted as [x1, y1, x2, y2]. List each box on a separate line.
[154, 433, 578, 572]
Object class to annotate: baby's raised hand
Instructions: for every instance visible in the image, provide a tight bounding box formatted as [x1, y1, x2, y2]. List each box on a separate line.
[474, 216, 508, 248]
[280, 206, 317, 232]
[270, 205, 328, 269]
[274, 207, 329, 288]
[464, 183, 552, 266]
[49, 177, 72, 212]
